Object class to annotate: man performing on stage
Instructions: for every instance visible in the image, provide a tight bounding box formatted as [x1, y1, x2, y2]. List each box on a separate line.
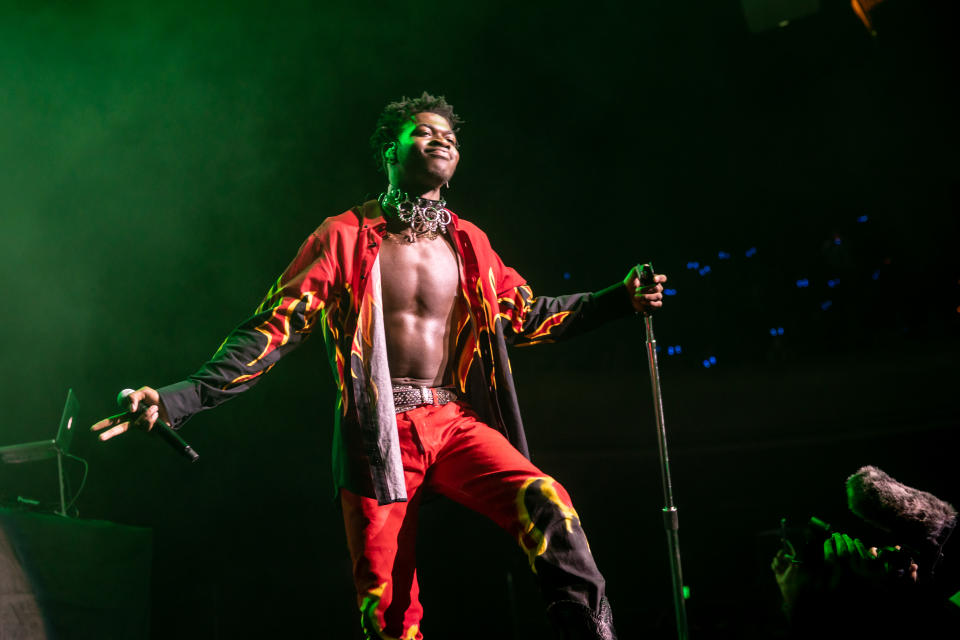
[93, 92, 666, 639]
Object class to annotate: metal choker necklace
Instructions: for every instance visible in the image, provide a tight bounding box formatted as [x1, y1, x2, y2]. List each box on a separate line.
[378, 185, 451, 241]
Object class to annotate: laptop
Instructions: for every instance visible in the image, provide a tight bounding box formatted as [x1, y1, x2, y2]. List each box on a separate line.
[0, 389, 80, 464]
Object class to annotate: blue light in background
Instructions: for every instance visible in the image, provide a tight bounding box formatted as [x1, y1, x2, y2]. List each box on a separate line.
[796, 278, 809, 288]
[709, 356, 717, 364]
[686, 261, 699, 269]
[667, 346, 675, 355]
[563, 272, 571, 280]
[702, 359, 711, 368]
[674, 345, 682, 354]
[872, 270, 880, 280]
[745, 247, 757, 258]
[718, 251, 731, 260]
[699, 265, 711, 275]
[821, 300, 833, 310]
[827, 278, 839, 288]
[777, 327, 784, 335]
[664, 288, 677, 296]
[769, 328, 777, 336]
[833, 237, 842, 245]
[857, 215, 868, 223]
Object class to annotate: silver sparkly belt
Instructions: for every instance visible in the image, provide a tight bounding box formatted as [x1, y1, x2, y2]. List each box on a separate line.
[392, 385, 458, 413]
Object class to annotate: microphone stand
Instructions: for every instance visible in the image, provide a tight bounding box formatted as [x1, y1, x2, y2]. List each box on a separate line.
[638, 263, 689, 640]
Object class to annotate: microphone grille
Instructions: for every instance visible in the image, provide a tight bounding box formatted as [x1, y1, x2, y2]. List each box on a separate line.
[116, 388, 136, 407]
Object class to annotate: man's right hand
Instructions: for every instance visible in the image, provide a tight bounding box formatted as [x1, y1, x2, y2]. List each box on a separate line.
[90, 386, 170, 441]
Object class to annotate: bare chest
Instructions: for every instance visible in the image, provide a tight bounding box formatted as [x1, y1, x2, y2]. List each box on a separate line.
[378, 234, 461, 316]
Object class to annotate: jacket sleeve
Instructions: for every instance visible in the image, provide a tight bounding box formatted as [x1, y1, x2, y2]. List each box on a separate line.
[487, 240, 635, 347]
[157, 222, 341, 428]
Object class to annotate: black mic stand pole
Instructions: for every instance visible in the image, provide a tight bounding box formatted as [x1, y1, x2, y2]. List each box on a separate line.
[637, 263, 689, 640]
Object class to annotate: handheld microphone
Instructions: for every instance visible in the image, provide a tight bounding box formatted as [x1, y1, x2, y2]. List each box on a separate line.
[634, 263, 656, 317]
[637, 262, 656, 288]
[117, 389, 199, 463]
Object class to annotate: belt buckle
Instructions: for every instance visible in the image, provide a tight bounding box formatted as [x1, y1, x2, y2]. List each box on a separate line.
[419, 386, 433, 406]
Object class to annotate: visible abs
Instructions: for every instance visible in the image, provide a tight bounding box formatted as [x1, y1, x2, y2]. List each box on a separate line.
[379, 235, 461, 386]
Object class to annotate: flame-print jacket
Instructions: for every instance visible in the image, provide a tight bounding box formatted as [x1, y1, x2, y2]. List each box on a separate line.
[158, 200, 634, 505]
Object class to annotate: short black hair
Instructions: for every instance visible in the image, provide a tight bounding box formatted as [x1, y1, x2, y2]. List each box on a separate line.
[370, 92, 463, 172]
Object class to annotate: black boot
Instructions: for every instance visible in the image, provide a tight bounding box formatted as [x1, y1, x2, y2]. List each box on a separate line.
[546, 597, 617, 640]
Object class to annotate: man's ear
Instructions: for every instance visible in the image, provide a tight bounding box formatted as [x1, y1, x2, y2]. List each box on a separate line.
[383, 142, 397, 164]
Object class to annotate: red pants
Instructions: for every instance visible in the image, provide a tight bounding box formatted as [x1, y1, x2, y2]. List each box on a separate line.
[341, 401, 605, 639]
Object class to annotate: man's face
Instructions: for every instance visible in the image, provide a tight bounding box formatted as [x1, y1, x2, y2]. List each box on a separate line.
[386, 111, 459, 190]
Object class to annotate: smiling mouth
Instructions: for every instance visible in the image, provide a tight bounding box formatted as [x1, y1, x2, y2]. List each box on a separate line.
[425, 150, 451, 159]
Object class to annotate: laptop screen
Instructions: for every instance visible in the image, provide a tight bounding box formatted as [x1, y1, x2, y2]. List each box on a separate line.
[55, 388, 80, 455]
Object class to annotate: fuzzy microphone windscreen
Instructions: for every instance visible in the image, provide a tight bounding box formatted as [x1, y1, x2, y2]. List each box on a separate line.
[846, 465, 957, 556]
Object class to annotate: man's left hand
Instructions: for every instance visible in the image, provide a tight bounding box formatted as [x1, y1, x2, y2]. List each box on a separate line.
[624, 266, 667, 313]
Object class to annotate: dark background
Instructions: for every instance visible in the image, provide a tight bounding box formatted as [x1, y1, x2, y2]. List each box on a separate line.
[1, 0, 957, 637]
